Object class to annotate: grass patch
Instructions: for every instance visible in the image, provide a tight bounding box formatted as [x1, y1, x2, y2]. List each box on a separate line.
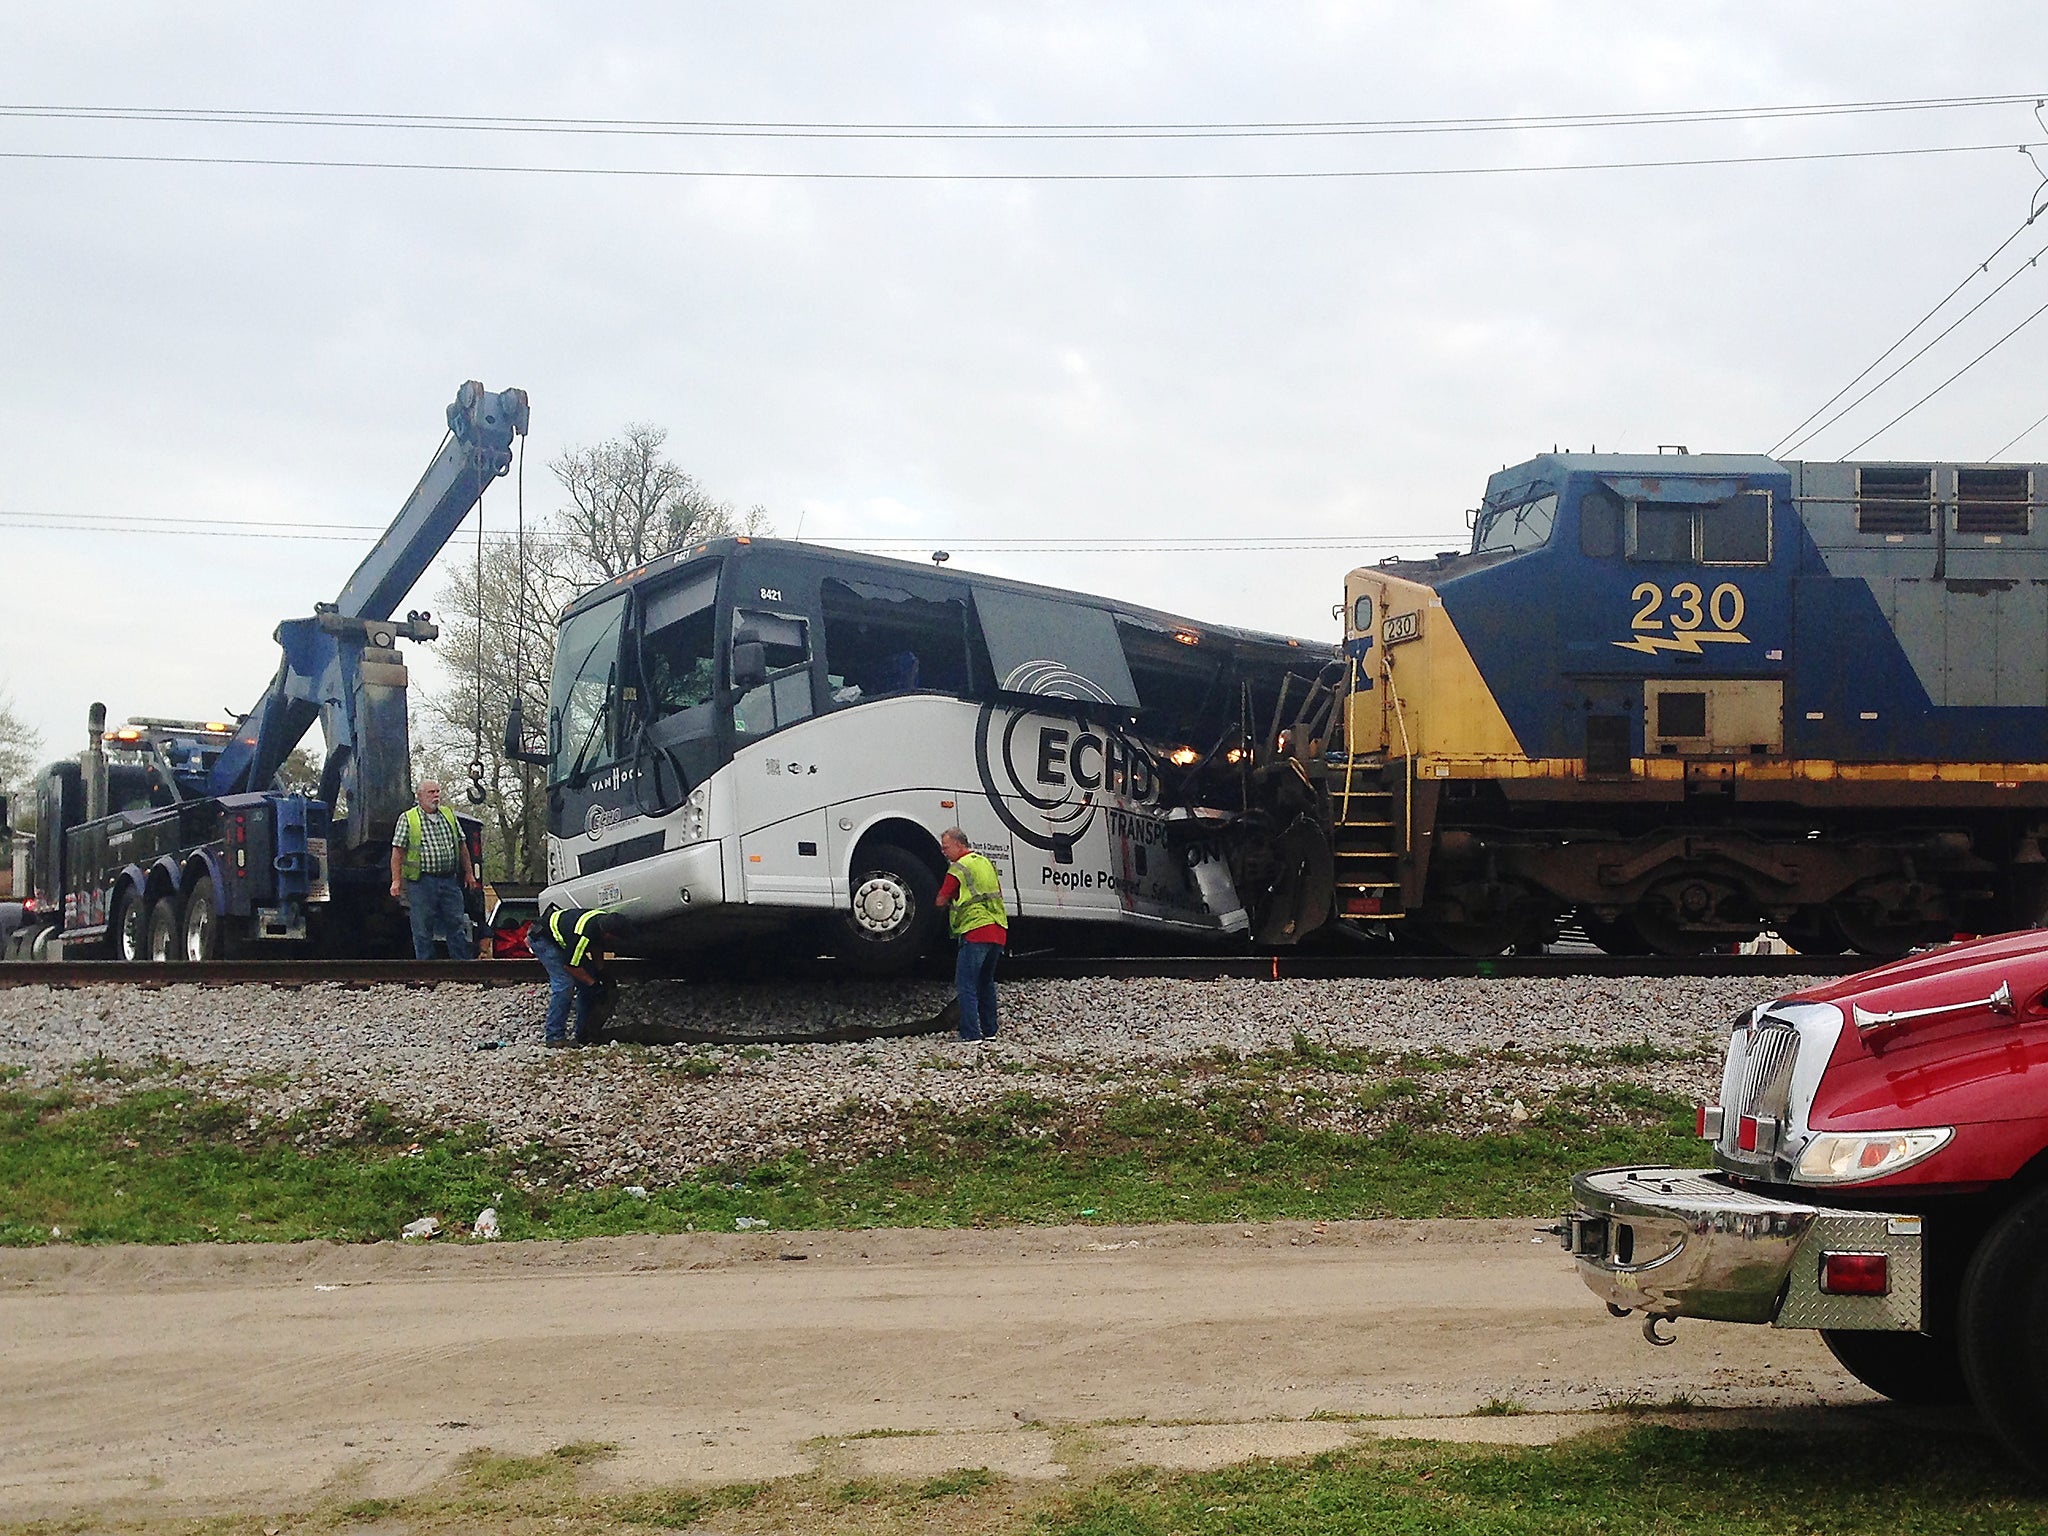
[1039, 1425, 2048, 1534]
[39, 1423, 2048, 1535]
[0, 1078, 1699, 1246]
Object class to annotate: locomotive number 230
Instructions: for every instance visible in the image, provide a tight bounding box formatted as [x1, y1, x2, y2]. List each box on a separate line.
[1629, 581, 1745, 634]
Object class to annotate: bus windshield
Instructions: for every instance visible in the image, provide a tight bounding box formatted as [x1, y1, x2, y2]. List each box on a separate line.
[548, 594, 626, 785]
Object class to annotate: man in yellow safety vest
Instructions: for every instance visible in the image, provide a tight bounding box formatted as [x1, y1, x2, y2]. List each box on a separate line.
[934, 828, 1008, 1042]
[388, 780, 479, 959]
[530, 903, 621, 1047]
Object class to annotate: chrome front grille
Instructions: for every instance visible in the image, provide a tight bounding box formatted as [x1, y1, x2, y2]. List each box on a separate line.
[1732, 1021, 1800, 1120]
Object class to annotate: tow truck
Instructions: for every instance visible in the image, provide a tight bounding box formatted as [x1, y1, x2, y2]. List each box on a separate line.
[1562, 927, 2048, 1476]
[2, 381, 529, 961]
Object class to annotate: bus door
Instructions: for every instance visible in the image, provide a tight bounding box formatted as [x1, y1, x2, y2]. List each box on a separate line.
[727, 598, 834, 908]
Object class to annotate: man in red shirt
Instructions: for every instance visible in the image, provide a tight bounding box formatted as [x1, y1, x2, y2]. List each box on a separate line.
[934, 828, 1008, 1041]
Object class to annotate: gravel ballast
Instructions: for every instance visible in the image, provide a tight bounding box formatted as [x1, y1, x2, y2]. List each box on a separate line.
[0, 974, 1825, 1187]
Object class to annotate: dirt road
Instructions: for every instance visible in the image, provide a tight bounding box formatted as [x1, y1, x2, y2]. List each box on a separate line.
[0, 1219, 1881, 1520]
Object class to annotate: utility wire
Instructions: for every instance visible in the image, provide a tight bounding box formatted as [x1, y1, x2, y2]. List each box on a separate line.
[2, 139, 2037, 184]
[1840, 291, 2048, 456]
[1771, 196, 2045, 457]
[4, 90, 2042, 141]
[0, 512, 1465, 554]
[1777, 227, 2048, 457]
[1989, 404, 2048, 458]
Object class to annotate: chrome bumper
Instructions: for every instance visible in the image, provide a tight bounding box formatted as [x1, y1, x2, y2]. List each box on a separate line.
[1561, 1165, 1923, 1332]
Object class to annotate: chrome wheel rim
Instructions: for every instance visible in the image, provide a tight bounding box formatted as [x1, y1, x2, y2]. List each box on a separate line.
[849, 872, 911, 937]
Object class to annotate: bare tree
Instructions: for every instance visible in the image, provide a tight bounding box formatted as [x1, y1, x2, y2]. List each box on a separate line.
[0, 684, 43, 799]
[551, 423, 767, 579]
[425, 426, 770, 881]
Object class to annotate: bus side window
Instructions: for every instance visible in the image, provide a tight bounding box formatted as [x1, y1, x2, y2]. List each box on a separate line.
[820, 577, 972, 706]
[731, 611, 814, 739]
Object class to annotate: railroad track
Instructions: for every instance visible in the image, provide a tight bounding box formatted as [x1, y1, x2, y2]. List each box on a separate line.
[0, 952, 1872, 989]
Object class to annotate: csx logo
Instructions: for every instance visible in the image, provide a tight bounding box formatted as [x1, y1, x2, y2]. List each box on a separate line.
[1034, 726, 1157, 802]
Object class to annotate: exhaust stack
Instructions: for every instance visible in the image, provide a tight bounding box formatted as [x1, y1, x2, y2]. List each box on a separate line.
[83, 702, 108, 823]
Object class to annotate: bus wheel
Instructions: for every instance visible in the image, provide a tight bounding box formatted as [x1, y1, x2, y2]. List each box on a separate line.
[836, 843, 939, 975]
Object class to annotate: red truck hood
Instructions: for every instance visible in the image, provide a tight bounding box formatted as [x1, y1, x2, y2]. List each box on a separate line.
[1788, 928, 2048, 1133]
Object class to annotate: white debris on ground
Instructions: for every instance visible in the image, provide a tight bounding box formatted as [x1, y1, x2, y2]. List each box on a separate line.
[0, 975, 1821, 1187]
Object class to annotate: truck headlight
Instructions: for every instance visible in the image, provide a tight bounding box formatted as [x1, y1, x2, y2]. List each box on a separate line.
[1793, 1127, 1952, 1185]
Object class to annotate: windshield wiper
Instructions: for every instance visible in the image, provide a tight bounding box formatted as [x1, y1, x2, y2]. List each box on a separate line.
[564, 665, 616, 784]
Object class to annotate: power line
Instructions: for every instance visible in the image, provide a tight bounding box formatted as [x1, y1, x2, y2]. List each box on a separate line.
[1770, 197, 2046, 457]
[1, 139, 2037, 184]
[1839, 290, 2048, 456]
[0, 511, 1466, 553]
[1989, 404, 2048, 457]
[1776, 224, 2048, 457]
[4, 91, 2043, 141]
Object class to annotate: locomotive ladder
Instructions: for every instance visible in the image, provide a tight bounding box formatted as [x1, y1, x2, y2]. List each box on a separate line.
[1326, 653, 1410, 923]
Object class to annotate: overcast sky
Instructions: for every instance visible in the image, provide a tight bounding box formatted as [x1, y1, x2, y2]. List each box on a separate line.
[5, 3, 2048, 760]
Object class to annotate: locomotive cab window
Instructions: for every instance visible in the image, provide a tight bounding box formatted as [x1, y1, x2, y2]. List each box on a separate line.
[1473, 493, 1558, 554]
[1352, 594, 1373, 632]
[1700, 491, 1771, 564]
[1628, 494, 1770, 565]
[1578, 489, 1623, 558]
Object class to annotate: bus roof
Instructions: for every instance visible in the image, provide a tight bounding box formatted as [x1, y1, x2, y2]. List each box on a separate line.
[558, 536, 1328, 660]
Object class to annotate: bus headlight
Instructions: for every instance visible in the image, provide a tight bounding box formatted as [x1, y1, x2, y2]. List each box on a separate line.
[1793, 1128, 1952, 1186]
[677, 784, 709, 844]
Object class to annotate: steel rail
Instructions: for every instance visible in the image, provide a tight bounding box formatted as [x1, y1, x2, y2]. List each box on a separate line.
[0, 952, 1871, 989]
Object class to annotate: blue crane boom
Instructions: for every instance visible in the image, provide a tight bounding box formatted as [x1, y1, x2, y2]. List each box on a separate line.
[207, 382, 530, 858]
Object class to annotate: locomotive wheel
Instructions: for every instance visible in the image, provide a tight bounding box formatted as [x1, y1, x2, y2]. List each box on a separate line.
[1776, 910, 1848, 956]
[1621, 904, 1720, 957]
[145, 895, 182, 963]
[1828, 903, 1943, 959]
[1820, 1328, 1969, 1405]
[832, 842, 940, 976]
[111, 890, 148, 962]
[1578, 912, 1653, 957]
[1958, 1187, 2048, 1478]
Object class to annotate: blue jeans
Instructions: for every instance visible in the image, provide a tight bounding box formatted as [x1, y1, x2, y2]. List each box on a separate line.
[954, 940, 1001, 1040]
[406, 873, 475, 960]
[530, 926, 597, 1042]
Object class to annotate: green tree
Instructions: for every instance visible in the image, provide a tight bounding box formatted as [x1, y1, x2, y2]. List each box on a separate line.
[424, 427, 768, 882]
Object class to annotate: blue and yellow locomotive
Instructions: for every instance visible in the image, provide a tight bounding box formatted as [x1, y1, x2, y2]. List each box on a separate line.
[1331, 452, 2048, 955]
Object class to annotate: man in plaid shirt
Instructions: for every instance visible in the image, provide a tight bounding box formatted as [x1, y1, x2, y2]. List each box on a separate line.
[388, 779, 479, 959]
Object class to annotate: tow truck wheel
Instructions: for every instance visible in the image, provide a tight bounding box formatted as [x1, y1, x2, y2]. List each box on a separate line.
[1958, 1186, 2048, 1478]
[1819, 1329, 1969, 1405]
[833, 842, 939, 976]
[181, 876, 221, 962]
[145, 896, 182, 963]
[112, 890, 147, 963]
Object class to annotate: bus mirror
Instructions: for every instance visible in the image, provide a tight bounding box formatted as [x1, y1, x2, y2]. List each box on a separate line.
[732, 641, 769, 692]
[501, 700, 549, 767]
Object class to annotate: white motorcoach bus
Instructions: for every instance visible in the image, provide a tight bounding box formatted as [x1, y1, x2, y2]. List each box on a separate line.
[526, 538, 1336, 971]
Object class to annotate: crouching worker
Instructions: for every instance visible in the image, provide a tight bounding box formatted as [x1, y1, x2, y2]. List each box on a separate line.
[934, 829, 1007, 1041]
[530, 904, 620, 1048]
